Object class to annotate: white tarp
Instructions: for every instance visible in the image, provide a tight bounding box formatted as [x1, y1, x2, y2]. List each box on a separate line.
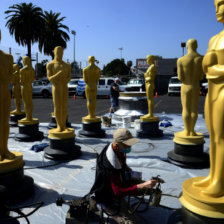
[6, 113, 209, 224]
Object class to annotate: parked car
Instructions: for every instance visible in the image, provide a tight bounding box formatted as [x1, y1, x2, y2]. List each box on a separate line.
[76, 77, 127, 97]
[168, 77, 182, 96]
[32, 80, 52, 98]
[125, 79, 144, 91]
[68, 79, 79, 95]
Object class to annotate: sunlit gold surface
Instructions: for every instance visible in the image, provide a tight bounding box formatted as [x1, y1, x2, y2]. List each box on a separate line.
[82, 116, 101, 123]
[180, 0, 224, 218]
[173, 132, 204, 145]
[177, 39, 204, 137]
[47, 46, 71, 134]
[180, 177, 224, 218]
[19, 56, 36, 125]
[0, 44, 15, 162]
[48, 128, 75, 139]
[140, 116, 159, 122]
[140, 55, 157, 121]
[82, 56, 100, 122]
[11, 64, 24, 115]
[0, 152, 23, 173]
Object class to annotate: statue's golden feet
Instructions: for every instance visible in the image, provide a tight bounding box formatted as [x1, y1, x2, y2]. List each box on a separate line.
[178, 130, 190, 136]
[21, 118, 31, 122]
[11, 109, 17, 113]
[55, 128, 64, 132]
[193, 176, 210, 188]
[142, 114, 153, 119]
[4, 151, 15, 160]
[202, 182, 224, 197]
[190, 131, 198, 136]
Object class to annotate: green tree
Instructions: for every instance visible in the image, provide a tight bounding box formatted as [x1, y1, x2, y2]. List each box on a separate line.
[35, 59, 48, 78]
[5, 2, 45, 58]
[127, 60, 133, 69]
[102, 59, 129, 76]
[39, 10, 70, 59]
[71, 61, 81, 76]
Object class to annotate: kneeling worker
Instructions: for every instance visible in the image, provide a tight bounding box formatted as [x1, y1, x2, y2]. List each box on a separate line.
[90, 128, 157, 224]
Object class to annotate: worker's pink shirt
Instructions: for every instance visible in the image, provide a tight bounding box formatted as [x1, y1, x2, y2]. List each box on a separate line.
[110, 173, 138, 197]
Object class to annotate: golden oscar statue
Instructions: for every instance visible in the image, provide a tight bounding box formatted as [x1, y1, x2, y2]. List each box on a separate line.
[47, 46, 72, 135]
[79, 56, 105, 137]
[19, 56, 35, 123]
[0, 37, 17, 163]
[137, 55, 163, 138]
[9, 64, 25, 126]
[168, 39, 209, 168]
[141, 55, 157, 121]
[180, 0, 224, 219]
[45, 46, 81, 160]
[82, 56, 101, 122]
[11, 64, 23, 115]
[178, 39, 204, 137]
[15, 56, 43, 141]
[0, 30, 33, 203]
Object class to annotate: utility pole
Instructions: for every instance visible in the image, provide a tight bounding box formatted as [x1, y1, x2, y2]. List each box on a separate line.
[118, 47, 123, 59]
[35, 52, 38, 78]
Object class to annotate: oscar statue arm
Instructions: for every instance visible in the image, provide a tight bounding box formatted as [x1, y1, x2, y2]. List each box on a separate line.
[83, 68, 88, 84]
[145, 65, 156, 83]
[199, 56, 205, 80]
[202, 49, 224, 81]
[177, 58, 184, 82]
[95, 67, 101, 85]
[47, 63, 62, 83]
[20, 68, 26, 85]
[202, 35, 219, 77]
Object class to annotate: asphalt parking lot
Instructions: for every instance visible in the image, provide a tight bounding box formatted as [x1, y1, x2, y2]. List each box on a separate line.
[10, 94, 206, 124]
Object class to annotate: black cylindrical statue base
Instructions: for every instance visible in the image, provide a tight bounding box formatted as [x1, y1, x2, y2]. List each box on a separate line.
[9, 114, 26, 127]
[167, 142, 209, 168]
[0, 166, 34, 205]
[137, 121, 163, 138]
[181, 206, 224, 224]
[15, 123, 44, 142]
[48, 116, 71, 129]
[44, 137, 81, 161]
[79, 121, 105, 138]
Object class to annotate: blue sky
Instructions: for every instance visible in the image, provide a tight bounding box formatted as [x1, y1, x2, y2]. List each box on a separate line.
[0, 0, 222, 69]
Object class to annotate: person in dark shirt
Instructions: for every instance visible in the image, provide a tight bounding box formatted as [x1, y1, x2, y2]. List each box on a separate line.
[90, 128, 157, 223]
[110, 78, 120, 113]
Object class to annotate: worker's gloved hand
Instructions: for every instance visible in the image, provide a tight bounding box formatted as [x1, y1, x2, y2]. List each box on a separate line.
[137, 179, 157, 190]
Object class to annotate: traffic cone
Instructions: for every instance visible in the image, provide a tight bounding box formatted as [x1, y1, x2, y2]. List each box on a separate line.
[155, 92, 158, 98]
[73, 94, 76, 100]
[200, 91, 202, 96]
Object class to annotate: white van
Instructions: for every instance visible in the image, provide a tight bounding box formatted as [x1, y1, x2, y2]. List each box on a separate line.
[76, 78, 126, 97]
[168, 77, 182, 96]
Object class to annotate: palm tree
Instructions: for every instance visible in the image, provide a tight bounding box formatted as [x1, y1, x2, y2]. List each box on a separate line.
[5, 2, 45, 58]
[39, 10, 70, 59]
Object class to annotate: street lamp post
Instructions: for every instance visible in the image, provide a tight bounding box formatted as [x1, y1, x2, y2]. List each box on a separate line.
[181, 42, 186, 56]
[71, 30, 76, 63]
[118, 47, 123, 59]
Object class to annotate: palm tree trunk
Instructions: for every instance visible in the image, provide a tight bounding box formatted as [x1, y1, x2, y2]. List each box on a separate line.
[51, 52, 54, 60]
[27, 41, 31, 59]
